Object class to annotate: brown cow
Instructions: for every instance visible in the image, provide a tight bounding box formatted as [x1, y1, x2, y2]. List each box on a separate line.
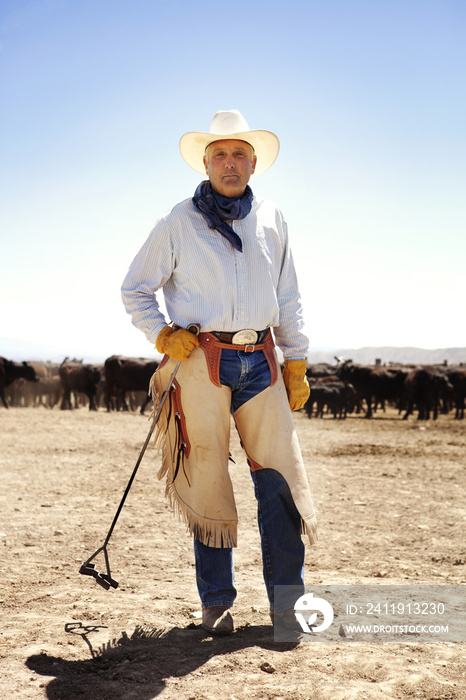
[26, 375, 62, 408]
[59, 360, 101, 411]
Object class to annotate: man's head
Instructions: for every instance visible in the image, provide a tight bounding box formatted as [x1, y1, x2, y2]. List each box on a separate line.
[203, 139, 257, 197]
[180, 110, 279, 184]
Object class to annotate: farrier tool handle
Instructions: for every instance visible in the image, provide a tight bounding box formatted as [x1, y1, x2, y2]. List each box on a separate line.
[79, 323, 201, 590]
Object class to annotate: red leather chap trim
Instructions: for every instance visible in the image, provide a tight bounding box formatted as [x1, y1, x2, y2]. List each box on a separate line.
[170, 378, 191, 458]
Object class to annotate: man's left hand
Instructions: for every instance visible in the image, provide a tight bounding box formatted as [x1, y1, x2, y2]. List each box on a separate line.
[282, 360, 310, 411]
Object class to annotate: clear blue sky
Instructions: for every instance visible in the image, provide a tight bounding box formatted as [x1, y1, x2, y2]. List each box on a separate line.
[1, 0, 465, 361]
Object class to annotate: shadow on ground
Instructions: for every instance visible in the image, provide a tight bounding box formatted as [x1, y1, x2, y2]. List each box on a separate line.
[26, 621, 299, 699]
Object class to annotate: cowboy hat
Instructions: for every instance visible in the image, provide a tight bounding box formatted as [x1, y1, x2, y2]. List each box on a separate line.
[179, 109, 280, 177]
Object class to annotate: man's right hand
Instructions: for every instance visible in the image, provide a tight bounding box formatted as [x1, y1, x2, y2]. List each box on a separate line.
[156, 326, 200, 361]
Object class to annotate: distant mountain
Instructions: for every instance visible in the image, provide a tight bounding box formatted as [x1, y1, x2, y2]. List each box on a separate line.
[308, 346, 466, 366]
[1, 337, 465, 367]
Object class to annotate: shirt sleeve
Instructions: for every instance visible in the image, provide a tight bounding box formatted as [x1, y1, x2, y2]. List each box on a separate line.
[272, 213, 309, 361]
[121, 217, 175, 345]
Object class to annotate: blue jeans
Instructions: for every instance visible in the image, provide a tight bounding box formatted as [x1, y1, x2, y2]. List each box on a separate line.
[194, 348, 305, 612]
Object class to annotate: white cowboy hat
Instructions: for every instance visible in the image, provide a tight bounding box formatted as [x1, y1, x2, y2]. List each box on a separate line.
[179, 109, 280, 177]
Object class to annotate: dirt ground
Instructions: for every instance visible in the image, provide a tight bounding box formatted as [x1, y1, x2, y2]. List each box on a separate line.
[0, 405, 465, 700]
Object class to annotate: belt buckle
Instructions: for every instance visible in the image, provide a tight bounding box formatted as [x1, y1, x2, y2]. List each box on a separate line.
[231, 329, 258, 345]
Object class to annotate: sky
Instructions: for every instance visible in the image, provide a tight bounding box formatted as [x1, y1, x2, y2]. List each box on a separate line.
[1, 0, 465, 362]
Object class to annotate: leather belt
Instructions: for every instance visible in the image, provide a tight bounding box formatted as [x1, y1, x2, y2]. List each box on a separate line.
[212, 328, 269, 345]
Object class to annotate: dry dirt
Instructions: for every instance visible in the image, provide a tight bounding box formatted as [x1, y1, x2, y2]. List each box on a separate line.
[0, 405, 465, 700]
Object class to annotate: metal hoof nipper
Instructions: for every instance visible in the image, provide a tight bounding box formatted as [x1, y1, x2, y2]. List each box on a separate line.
[79, 561, 118, 591]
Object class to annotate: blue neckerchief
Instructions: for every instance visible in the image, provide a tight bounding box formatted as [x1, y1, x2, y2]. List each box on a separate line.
[192, 180, 253, 252]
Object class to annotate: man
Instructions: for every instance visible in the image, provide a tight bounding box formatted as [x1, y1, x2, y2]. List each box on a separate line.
[121, 109, 317, 636]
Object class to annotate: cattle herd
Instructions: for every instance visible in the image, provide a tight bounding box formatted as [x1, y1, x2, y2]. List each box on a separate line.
[1, 355, 465, 421]
[0, 355, 158, 415]
[305, 360, 466, 421]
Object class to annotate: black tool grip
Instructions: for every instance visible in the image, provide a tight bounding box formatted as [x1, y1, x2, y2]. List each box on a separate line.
[95, 574, 111, 590]
[99, 573, 119, 589]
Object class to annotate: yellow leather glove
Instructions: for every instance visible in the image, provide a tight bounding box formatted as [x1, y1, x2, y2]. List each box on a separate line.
[283, 360, 310, 411]
[156, 326, 200, 361]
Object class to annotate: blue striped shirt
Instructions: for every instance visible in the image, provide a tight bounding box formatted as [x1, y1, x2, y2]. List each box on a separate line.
[121, 195, 309, 360]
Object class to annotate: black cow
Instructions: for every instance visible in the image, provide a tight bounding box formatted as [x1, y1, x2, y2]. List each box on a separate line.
[305, 380, 356, 419]
[306, 364, 338, 380]
[336, 362, 408, 418]
[445, 368, 466, 420]
[104, 355, 159, 414]
[402, 367, 454, 421]
[59, 360, 101, 411]
[0, 357, 39, 408]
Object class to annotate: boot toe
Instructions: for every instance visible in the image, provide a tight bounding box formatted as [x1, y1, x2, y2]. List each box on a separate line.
[202, 606, 234, 636]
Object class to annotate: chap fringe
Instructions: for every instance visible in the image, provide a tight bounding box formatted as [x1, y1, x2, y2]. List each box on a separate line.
[149, 372, 237, 548]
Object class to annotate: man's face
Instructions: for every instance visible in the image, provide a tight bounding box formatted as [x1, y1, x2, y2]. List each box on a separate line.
[203, 139, 257, 198]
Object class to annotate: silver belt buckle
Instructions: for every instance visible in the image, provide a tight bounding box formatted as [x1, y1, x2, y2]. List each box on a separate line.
[231, 329, 258, 345]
